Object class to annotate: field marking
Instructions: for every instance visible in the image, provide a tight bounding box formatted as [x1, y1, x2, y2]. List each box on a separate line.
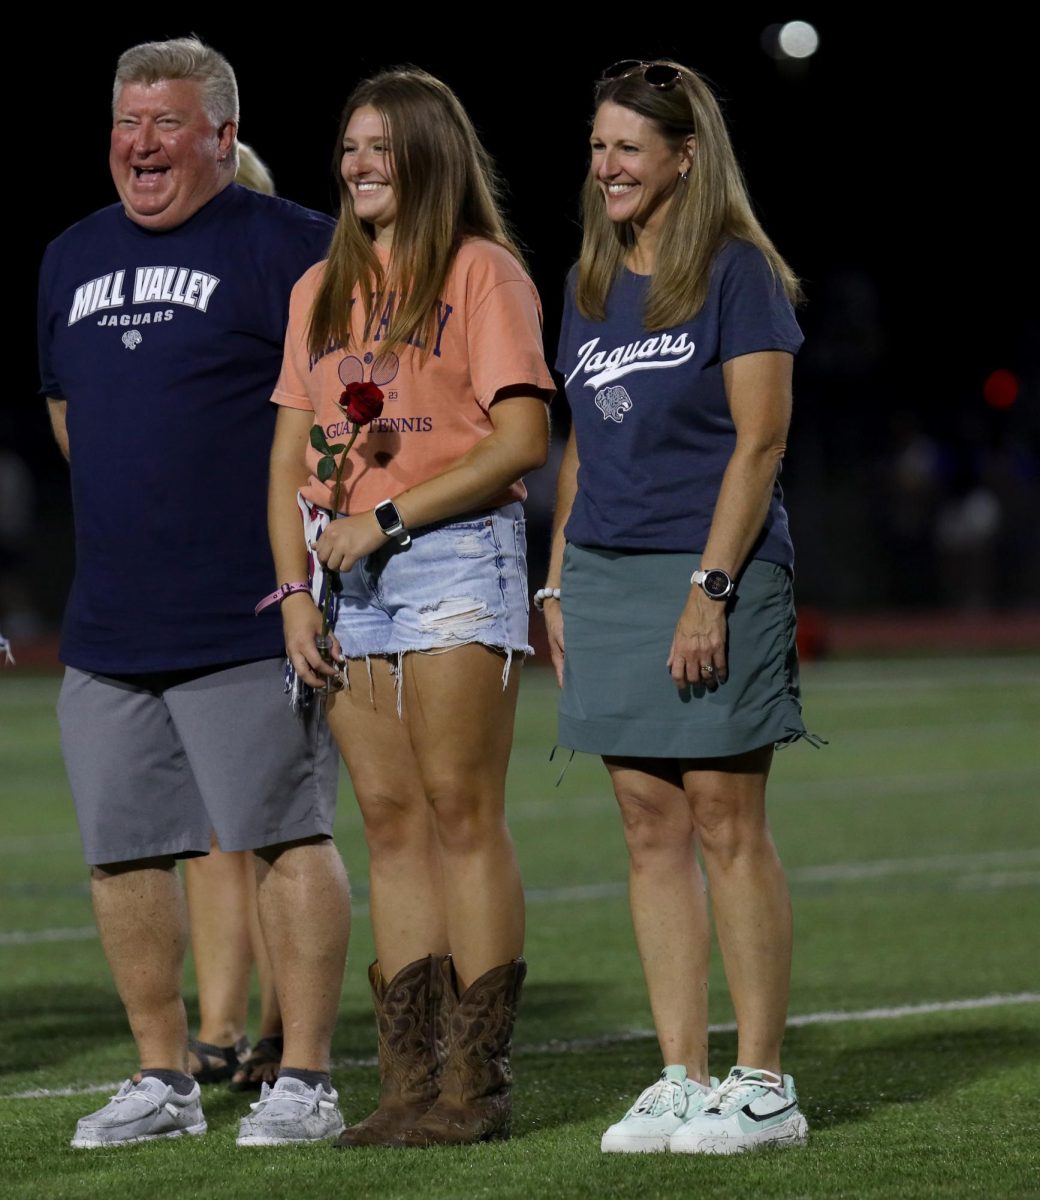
[3, 766, 1038, 849]
[508, 766, 1040, 820]
[5, 848, 1040, 945]
[0, 833, 81, 855]
[4, 992, 1038, 1102]
[0, 925, 97, 946]
[789, 848, 1040, 881]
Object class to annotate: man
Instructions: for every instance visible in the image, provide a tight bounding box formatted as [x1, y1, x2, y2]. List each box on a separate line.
[37, 36, 350, 1148]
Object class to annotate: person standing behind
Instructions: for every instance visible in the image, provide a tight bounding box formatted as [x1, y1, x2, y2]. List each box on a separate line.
[182, 138, 286, 1095]
[38, 36, 350, 1148]
[544, 59, 813, 1156]
[268, 67, 553, 1146]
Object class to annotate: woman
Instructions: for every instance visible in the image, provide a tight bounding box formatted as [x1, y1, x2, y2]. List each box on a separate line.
[543, 59, 813, 1156]
[267, 68, 553, 1147]
[183, 139, 283, 1096]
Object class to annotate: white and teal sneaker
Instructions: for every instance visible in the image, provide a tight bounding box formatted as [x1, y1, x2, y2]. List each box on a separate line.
[669, 1066, 808, 1155]
[601, 1066, 719, 1153]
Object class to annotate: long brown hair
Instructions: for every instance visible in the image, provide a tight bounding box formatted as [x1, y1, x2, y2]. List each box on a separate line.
[308, 67, 524, 360]
[577, 61, 802, 329]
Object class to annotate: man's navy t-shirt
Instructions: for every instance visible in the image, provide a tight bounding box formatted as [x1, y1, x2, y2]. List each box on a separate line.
[38, 183, 334, 673]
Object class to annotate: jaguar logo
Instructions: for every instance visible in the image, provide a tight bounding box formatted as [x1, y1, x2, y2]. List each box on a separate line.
[121, 330, 143, 351]
[594, 385, 633, 423]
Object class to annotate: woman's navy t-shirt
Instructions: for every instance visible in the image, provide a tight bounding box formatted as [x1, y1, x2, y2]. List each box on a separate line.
[555, 239, 803, 568]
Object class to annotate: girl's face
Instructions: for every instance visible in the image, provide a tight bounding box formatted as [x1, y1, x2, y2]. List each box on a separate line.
[590, 101, 691, 234]
[341, 105, 397, 245]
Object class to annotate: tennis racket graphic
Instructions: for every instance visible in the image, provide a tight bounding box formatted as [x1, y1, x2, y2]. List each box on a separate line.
[338, 350, 401, 390]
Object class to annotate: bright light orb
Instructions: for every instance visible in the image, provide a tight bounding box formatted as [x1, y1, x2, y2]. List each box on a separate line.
[778, 21, 820, 59]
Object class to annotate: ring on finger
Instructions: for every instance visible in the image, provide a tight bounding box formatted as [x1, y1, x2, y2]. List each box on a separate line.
[699, 664, 715, 676]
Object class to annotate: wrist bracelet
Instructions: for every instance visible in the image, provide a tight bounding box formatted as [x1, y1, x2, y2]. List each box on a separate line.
[533, 586, 561, 611]
[255, 581, 310, 615]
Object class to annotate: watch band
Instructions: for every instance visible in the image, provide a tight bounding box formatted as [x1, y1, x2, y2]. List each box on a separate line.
[691, 568, 735, 600]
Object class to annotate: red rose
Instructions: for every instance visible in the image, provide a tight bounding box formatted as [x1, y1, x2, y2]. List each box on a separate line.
[339, 381, 384, 425]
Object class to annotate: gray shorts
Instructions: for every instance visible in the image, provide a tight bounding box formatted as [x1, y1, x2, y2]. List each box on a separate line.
[57, 657, 339, 865]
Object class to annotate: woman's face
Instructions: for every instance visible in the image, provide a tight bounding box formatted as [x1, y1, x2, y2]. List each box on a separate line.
[341, 105, 397, 245]
[590, 101, 690, 233]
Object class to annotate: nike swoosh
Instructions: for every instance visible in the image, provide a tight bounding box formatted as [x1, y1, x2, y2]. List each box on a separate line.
[741, 1100, 800, 1123]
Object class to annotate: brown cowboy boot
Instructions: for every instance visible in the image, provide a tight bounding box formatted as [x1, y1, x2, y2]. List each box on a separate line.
[335, 955, 445, 1147]
[391, 956, 526, 1146]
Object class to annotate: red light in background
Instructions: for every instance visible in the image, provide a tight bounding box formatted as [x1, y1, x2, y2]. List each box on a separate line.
[983, 369, 1019, 410]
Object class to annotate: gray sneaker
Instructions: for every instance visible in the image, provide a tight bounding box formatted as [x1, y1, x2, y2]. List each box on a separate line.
[71, 1077, 206, 1148]
[236, 1076, 345, 1146]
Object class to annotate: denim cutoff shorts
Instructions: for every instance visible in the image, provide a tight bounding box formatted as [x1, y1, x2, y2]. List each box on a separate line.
[331, 503, 532, 676]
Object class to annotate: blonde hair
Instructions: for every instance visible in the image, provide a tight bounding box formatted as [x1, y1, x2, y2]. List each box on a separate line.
[577, 61, 801, 329]
[307, 67, 524, 361]
[236, 142, 275, 195]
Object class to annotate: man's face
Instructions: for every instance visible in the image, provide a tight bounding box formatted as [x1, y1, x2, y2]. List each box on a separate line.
[110, 78, 235, 231]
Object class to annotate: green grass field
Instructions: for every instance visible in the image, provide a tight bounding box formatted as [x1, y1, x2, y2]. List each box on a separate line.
[2, 657, 1039, 1198]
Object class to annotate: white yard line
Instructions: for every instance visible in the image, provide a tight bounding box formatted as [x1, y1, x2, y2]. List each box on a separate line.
[507, 766, 1040, 820]
[3, 991, 1038, 1101]
[0, 925, 98, 945]
[5, 848, 1040, 945]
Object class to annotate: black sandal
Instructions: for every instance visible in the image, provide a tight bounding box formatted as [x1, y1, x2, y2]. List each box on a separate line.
[188, 1035, 251, 1084]
[228, 1035, 283, 1092]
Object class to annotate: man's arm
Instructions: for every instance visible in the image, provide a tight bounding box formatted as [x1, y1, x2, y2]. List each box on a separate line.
[47, 398, 69, 462]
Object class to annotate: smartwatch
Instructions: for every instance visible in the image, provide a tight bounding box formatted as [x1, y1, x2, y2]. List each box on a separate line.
[691, 568, 735, 601]
[373, 498, 411, 547]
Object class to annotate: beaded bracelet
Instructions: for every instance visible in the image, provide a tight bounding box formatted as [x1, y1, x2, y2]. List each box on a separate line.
[255, 581, 310, 615]
[533, 586, 561, 611]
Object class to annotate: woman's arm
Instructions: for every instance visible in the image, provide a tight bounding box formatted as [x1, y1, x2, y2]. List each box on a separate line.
[313, 390, 551, 573]
[542, 425, 579, 686]
[667, 349, 793, 688]
[268, 405, 342, 687]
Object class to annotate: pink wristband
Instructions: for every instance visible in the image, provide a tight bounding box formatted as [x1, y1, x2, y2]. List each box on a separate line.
[255, 581, 310, 615]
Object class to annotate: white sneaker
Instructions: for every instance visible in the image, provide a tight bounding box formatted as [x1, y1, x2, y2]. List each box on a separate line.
[71, 1077, 206, 1148]
[669, 1066, 808, 1155]
[237, 1076, 345, 1146]
[601, 1065, 719, 1153]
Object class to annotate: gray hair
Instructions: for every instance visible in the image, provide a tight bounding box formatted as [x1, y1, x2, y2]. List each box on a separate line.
[113, 35, 240, 130]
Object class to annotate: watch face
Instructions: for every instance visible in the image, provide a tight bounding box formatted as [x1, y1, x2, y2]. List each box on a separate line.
[374, 501, 400, 534]
[703, 570, 732, 598]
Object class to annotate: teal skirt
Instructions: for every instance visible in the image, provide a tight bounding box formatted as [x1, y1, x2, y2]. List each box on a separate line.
[558, 544, 809, 759]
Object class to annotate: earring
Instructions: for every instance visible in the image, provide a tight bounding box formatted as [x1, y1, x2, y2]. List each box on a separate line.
[679, 169, 689, 182]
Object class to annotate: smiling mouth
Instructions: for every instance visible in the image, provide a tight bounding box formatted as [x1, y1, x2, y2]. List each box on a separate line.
[133, 166, 170, 178]
[355, 182, 387, 193]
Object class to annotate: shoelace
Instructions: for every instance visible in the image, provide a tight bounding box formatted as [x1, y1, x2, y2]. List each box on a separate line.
[250, 1086, 322, 1114]
[707, 1069, 785, 1116]
[631, 1076, 689, 1119]
[104, 1081, 176, 1116]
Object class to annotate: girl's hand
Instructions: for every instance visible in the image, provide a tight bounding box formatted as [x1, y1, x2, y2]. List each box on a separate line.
[281, 593, 343, 687]
[313, 512, 384, 574]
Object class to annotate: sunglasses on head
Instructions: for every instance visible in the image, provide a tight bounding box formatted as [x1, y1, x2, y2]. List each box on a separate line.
[599, 60, 682, 89]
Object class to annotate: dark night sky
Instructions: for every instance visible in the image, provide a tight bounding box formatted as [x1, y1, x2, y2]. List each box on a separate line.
[9, 12, 1036, 616]
[21, 12, 1033, 403]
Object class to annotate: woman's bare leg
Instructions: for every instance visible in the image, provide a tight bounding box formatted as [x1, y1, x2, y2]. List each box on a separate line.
[605, 756, 711, 1083]
[325, 658, 448, 979]
[683, 745, 790, 1073]
[404, 645, 524, 988]
[184, 837, 251, 1056]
